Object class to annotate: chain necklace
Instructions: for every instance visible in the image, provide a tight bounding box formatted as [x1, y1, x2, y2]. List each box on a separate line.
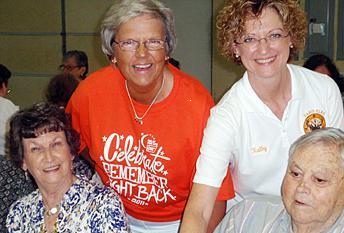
[40, 205, 60, 233]
[125, 77, 165, 125]
[40, 221, 58, 233]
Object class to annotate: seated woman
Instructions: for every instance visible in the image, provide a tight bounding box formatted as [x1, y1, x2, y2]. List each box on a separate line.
[6, 102, 129, 233]
[215, 127, 344, 233]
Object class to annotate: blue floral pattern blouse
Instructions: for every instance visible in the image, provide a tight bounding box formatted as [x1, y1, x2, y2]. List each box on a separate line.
[6, 176, 130, 232]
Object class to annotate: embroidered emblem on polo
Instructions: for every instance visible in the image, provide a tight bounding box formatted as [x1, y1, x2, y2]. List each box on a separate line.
[303, 112, 326, 133]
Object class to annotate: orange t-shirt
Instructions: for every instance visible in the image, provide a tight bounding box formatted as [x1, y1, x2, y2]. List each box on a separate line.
[66, 64, 234, 222]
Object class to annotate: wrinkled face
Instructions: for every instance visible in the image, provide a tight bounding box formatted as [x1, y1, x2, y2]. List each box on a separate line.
[233, 7, 292, 79]
[314, 65, 331, 77]
[62, 56, 85, 81]
[113, 14, 167, 90]
[282, 143, 344, 226]
[22, 131, 74, 188]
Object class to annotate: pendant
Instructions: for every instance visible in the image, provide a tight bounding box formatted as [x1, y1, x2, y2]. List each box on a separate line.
[50, 207, 58, 215]
[46, 206, 60, 217]
[135, 116, 143, 125]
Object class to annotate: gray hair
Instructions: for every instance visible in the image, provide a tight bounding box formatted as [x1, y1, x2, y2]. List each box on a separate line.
[288, 128, 344, 168]
[100, 0, 177, 60]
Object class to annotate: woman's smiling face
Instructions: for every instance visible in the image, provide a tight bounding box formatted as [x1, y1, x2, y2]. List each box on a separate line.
[113, 14, 167, 91]
[22, 131, 74, 188]
[233, 7, 292, 80]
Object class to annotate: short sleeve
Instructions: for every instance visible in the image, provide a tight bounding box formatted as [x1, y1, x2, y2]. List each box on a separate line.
[66, 89, 87, 153]
[6, 202, 24, 232]
[194, 98, 239, 188]
[93, 188, 130, 232]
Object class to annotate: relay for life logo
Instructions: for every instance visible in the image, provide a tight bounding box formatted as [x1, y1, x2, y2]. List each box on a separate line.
[100, 132, 176, 206]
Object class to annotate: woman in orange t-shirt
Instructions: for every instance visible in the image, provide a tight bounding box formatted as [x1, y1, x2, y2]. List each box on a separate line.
[66, 0, 234, 232]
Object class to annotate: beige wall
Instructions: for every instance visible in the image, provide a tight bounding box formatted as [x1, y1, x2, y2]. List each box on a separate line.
[0, 0, 111, 108]
[0, 0, 212, 108]
[212, 0, 245, 102]
[1, 0, 343, 108]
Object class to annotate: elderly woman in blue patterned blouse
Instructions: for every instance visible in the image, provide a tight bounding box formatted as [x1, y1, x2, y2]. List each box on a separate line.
[6, 102, 130, 233]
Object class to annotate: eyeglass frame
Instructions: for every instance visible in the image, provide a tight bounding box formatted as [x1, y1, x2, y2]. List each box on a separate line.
[235, 30, 290, 48]
[59, 64, 82, 71]
[112, 38, 167, 52]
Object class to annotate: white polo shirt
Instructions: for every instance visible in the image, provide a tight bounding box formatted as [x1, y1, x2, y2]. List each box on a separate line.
[194, 64, 344, 199]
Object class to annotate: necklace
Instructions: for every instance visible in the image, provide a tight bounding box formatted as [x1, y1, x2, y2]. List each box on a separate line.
[40, 221, 58, 233]
[125, 77, 165, 125]
[41, 205, 59, 233]
[45, 205, 60, 217]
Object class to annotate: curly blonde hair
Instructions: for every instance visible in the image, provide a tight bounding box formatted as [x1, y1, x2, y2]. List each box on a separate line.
[216, 0, 307, 64]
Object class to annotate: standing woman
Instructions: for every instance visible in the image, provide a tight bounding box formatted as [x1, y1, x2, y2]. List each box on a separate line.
[181, 0, 344, 232]
[66, 0, 234, 232]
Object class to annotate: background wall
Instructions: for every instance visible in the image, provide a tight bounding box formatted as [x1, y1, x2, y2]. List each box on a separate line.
[0, 0, 111, 108]
[1, 0, 343, 107]
[212, 0, 244, 102]
[0, 0, 212, 108]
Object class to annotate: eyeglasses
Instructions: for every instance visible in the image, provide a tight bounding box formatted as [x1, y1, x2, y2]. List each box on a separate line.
[59, 64, 81, 71]
[113, 39, 166, 51]
[235, 30, 290, 49]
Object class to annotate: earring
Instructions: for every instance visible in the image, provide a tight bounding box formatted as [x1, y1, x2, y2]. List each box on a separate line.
[235, 54, 240, 58]
[111, 58, 117, 64]
[289, 44, 293, 48]
[71, 163, 75, 174]
[24, 170, 29, 181]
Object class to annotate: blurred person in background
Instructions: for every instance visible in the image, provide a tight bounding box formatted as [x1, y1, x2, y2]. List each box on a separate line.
[304, 54, 344, 103]
[59, 50, 89, 81]
[46, 73, 79, 108]
[0, 64, 35, 231]
[0, 64, 17, 155]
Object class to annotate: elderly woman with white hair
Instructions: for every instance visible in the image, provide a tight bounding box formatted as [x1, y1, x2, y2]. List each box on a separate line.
[66, 0, 234, 232]
[215, 127, 344, 233]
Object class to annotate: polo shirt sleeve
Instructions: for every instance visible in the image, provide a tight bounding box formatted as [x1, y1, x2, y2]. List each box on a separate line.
[194, 99, 239, 188]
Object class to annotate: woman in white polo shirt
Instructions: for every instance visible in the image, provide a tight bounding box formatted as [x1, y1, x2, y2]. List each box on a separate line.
[180, 0, 344, 232]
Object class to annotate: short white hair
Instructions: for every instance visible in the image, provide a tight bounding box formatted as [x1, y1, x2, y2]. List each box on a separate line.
[288, 127, 344, 168]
